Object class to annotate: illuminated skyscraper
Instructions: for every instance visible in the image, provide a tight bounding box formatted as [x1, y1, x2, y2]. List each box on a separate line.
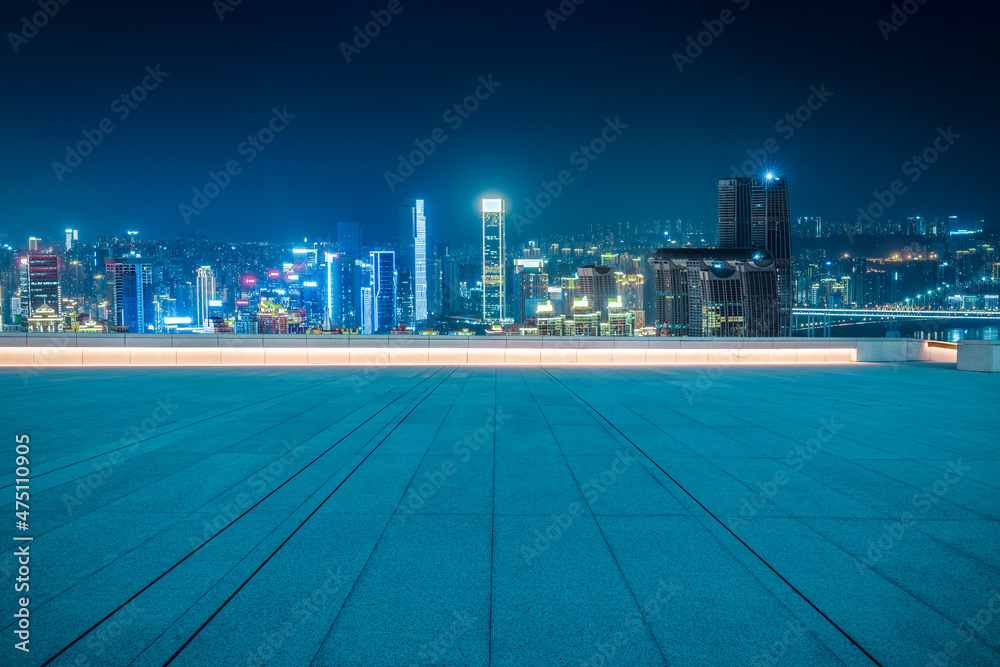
[414, 199, 427, 322]
[577, 265, 618, 320]
[513, 259, 548, 324]
[106, 258, 153, 333]
[482, 198, 505, 322]
[19, 251, 61, 321]
[371, 250, 397, 333]
[64, 229, 78, 252]
[196, 266, 216, 327]
[718, 175, 792, 335]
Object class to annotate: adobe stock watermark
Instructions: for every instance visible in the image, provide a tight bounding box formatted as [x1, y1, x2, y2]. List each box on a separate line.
[394, 407, 509, 521]
[213, 0, 244, 22]
[729, 85, 834, 178]
[751, 621, 807, 667]
[878, 0, 929, 41]
[545, 0, 586, 31]
[51, 65, 170, 183]
[7, 0, 71, 54]
[580, 577, 681, 667]
[179, 106, 296, 224]
[852, 458, 969, 575]
[510, 116, 628, 234]
[384, 74, 502, 192]
[188, 439, 302, 549]
[672, 0, 751, 73]
[727, 417, 843, 528]
[854, 126, 960, 232]
[924, 589, 1000, 667]
[61, 397, 179, 515]
[246, 568, 348, 666]
[520, 449, 637, 564]
[340, 0, 413, 64]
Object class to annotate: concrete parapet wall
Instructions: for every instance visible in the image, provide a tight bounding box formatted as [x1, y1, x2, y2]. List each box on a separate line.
[0, 334, 944, 366]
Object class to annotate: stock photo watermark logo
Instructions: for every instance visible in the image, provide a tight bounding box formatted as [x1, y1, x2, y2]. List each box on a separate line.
[188, 439, 302, 548]
[855, 126, 960, 232]
[878, 0, 929, 41]
[924, 589, 1000, 667]
[51, 65, 170, 182]
[7, 0, 70, 53]
[729, 85, 834, 178]
[179, 106, 296, 224]
[580, 577, 681, 667]
[510, 116, 628, 234]
[521, 449, 637, 565]
[394, 407, 509, 521]
[246, 568, 347, 666]
[545, 0, 586, 31]
[213, 0, 243, 22]
[727, 417, 843, 528]
[340, 0, 413, 63]
[672, 0, 751, 73]
[61, 397, 178, 514]
[853, 458, 969, 575]
[384, 75, 502, 192]
[750, 621, 807, 667]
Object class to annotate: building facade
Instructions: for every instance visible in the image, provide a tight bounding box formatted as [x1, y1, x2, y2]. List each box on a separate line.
[482, 198, 506, 322]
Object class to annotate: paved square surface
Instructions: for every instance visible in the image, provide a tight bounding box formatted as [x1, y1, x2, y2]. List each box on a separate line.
[2, 363, 998, 666]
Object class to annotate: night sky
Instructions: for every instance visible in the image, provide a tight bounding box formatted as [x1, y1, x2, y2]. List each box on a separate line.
[2, 0, 996, 245]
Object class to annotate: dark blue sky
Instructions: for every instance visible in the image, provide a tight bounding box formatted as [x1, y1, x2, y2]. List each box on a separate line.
[1, 0, 996, 245]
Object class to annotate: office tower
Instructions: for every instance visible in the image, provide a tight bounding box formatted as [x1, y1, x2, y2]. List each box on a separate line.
[326, 252, 358, 330]
[370, 250, 397, 333]
[361, 286, 373, 334]
[513, 259, 548, 324]
[482, 198, 506, 322]
[19, 251, 61, 323]
[441, 255, 460, 316]
[196, 266, 217, 327]
[64, 229, 78, 252]
[106, 257, 153, 333]
[717, 175, 792, 335]
[616, 273, 646, 329]
[648, 248, 779, 337]
[337, 222, 362, 257]
[577, 265, 618, 320]
[559, 277, 581, 317]
[397, 269, 413, 329]
[414, 200, 427, 322]
[28, 237, 40, 251]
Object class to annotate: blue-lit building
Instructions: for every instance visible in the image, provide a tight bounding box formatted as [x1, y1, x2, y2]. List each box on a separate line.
[371, 250, 397, 333]
[105, 257, 154, 333]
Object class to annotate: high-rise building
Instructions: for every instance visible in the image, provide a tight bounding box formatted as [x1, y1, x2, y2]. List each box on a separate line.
[196, 266, 216, 327]
[106, 257, 153, 333]
[577, 265, 618, 320]
[513, 259, 548, 324]
[717, 175, 792, 335]
[648, 248, 779, 337]
[371, 250, 397, 333]
[440, 255, 460, 316]
[414, 200, 427, 322]
[64, 229, 78, 252]
[482, 198, 505, 322]
[28, 237, 39, 251]
[326, 252, 358, 330]
[19, 251, 61, 323]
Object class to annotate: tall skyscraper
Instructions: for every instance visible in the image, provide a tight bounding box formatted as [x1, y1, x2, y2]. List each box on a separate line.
[371, 250, 397, 333]
[482, 198, 505, 322]
[19, 251, 61, 322]
[106, 258, 153, 333]
[577, 265, 618, 320]
[440, 255, 460, 316]
[414, 199, 427, 323]
[718, 175, 792, 335]
[326, 252, 358, 330]
[64, 229, 78, 252]
[195, 266, 216, 327]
